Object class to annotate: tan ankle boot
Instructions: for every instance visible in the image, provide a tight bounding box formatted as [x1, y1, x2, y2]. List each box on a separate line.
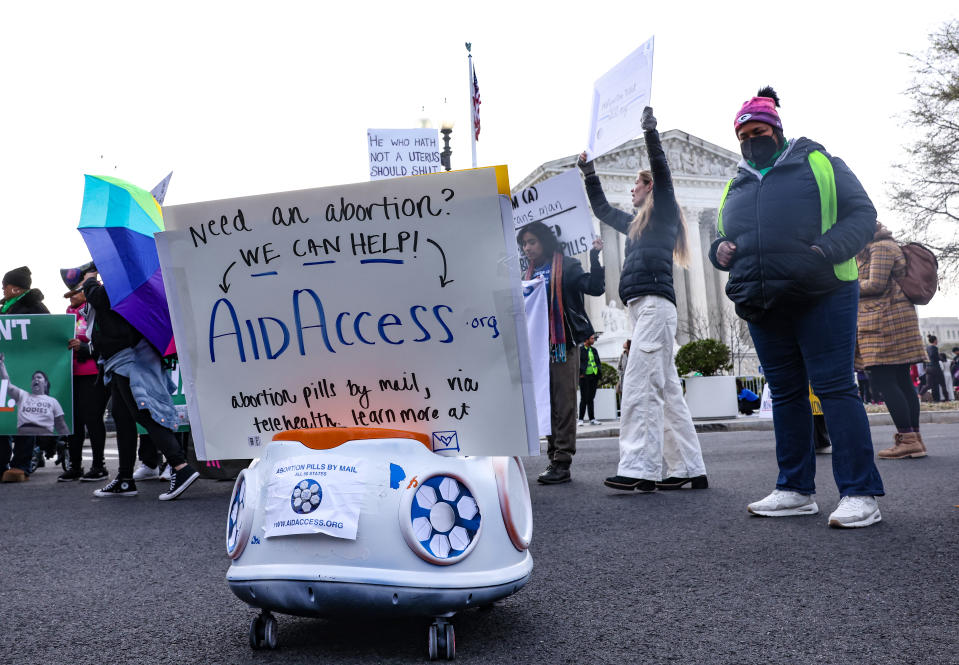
[877, 432, 926, 459]
[915, 431, 927, 453]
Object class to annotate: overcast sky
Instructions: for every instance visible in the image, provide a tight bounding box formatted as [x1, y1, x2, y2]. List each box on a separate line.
[2, 1, 955, 316]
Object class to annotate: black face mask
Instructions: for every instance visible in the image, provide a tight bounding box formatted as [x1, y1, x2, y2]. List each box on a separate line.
[741, 135, 780, 167]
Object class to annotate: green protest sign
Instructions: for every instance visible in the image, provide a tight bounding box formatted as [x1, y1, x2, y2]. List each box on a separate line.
[0, 314, 75, 436]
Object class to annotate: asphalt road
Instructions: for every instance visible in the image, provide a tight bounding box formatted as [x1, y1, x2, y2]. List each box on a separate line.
[2, 425, 957, 665]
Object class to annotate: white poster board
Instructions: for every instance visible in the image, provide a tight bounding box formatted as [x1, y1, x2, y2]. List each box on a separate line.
[586, 36, 655, 161]
[759, 383, 773, 419]
[512, 169, 594, 272]
[368, 128, 442, 180]
[156, 167, 539, 460]
[522, 277, 550, 439]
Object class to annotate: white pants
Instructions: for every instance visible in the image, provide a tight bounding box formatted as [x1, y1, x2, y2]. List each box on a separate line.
[618, 296, 706, 480]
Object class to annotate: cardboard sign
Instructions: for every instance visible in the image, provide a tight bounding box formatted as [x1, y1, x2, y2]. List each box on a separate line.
[368, 128, 442, 180]
[586, 36, 655, 161]
[513, 169, 594, 271]
[156, 167, 539, 460]
[0, 315, 75, 436]
[263, 453, 366, 540]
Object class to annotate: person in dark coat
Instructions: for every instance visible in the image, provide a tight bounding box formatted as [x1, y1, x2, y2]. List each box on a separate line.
[79, 270, 199, 500]
[517, 221, 604, 484]
[578, 106, 708, 494]
[0, 266, 51, 482]
[923, 335, 948, 403]
[710, 87, 883, 528]
[578, 334, 601, 425]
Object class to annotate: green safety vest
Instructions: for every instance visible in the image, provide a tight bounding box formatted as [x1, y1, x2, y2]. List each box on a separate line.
[585, 348, 598, 375]
[717, 150, 858, 282]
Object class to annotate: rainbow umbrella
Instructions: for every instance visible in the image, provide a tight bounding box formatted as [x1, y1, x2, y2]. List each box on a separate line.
[77, 174, 176, 357]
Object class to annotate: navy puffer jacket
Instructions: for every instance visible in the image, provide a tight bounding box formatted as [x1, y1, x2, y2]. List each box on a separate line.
[708, 137, 876, 322]
[584, 128, 681, 306]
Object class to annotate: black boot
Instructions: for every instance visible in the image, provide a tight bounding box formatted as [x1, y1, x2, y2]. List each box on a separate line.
[656, 475, 709, 490]
[537, 464, 571, 484]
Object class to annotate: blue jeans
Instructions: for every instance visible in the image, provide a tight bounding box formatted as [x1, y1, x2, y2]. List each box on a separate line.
[748, 281, 884, 497]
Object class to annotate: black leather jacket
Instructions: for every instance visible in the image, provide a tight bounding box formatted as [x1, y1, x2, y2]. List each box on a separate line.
[556, 251, 605, 346]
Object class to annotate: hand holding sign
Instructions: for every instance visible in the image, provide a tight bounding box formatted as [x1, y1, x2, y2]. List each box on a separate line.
[641, 106, 657, 131]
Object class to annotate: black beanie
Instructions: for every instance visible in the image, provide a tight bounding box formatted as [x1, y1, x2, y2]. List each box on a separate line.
[2, 266, 32, 289]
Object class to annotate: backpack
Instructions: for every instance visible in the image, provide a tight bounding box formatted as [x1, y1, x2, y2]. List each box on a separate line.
[895, 242, 938, 305]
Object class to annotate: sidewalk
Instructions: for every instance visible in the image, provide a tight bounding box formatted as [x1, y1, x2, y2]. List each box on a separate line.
[575, 409, 959, 438]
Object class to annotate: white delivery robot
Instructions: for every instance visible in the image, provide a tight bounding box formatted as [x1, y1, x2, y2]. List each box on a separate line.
[225, 427, 533, 660]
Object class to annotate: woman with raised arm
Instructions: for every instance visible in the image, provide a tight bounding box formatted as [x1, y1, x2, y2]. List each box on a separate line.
[577, 106, 708, 494]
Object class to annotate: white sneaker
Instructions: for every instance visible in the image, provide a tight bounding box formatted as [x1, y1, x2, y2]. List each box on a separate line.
[159, 464, 172, 481]
[132, 462, 159, 481]
[577, 420, 585, 426]
[589, 419, 601, 425]
[747, 489, 819, 517]
[828, 496, 881, 528]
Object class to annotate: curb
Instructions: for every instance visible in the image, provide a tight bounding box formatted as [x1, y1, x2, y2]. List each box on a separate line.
[575, 409, 959, 439]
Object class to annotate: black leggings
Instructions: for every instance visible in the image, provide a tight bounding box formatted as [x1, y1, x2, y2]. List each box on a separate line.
[110, 373, 185, 478]
[579, 375, 599, 420]
[867, 364, 920, 431]
[68, 374, 108, 469]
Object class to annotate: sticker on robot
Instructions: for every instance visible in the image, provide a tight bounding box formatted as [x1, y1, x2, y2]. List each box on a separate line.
[263, 454, 366, 540]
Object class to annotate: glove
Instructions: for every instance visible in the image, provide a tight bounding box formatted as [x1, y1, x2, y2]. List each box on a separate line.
[576, 151, 595, 177]
[641, 106, 657, 131]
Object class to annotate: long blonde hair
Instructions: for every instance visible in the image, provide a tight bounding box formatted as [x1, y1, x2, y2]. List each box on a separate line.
[627, 170, 690, 268]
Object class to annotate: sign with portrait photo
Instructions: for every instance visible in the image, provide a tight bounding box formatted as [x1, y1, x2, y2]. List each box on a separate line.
[0, 314, 75, 436]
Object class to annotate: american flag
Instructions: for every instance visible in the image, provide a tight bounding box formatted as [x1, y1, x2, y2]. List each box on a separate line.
[471, 64, 481, 141]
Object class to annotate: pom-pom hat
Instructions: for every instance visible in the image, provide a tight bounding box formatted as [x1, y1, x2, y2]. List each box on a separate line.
[734, 86, 783, 132]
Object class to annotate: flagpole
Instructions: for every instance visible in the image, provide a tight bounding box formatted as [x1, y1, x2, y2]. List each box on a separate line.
[467, 43, 477, 168]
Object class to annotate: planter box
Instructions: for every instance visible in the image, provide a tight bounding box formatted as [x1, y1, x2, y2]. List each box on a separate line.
[577, 388, 618, 422]
[683, 375, 738, 420]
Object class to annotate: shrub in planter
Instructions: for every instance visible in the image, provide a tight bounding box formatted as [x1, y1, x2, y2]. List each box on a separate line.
[598, 362, 618, 389]
[675, 339, 733, 377]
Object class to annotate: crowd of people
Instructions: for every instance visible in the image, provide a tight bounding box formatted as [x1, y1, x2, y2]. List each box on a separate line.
[1, 87, 946, 531]
[0, 264, 199, 500]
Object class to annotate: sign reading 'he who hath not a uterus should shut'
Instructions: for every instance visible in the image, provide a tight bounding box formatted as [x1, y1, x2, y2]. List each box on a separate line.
[586, 35, 655, 161]
[156, 167, 539, 461]
[512, 169, 595, 272]
[368, 128, 442, 181]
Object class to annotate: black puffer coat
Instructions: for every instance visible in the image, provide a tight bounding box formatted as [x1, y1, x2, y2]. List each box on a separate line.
[584, 128, 681, 305]
[708, 137, 876, 322]
[82, 278, 142, 361]
[0, 289, 49, 314]
[558, 251, 605, 345]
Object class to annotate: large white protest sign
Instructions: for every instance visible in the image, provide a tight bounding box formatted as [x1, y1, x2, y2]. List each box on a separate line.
[368, 128, 442, 180]
[586, 36, 655, 161]
[522, 278, 550, 440]
[263, 453, 366, 540]
[513, 169, 594, 271]
[156, 167, 539, 460]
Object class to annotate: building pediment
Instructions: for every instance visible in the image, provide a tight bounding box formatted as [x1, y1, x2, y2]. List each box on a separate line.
[512, 130, 740, 192]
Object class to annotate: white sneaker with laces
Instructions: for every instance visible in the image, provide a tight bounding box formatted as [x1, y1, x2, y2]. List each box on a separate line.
[589, 419, 601, 425]
[828, 496, 881, 528]
[747, 489, 819, 517]
[577, 420, 585, 426]
[132, 462, 159, 481]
